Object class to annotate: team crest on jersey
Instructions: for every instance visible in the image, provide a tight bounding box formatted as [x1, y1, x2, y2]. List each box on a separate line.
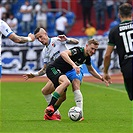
[52, 43, 56, 47]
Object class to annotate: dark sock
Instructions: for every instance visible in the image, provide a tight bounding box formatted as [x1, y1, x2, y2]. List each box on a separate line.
[48, 92, 60, 106]
[54, 105, 60, 112]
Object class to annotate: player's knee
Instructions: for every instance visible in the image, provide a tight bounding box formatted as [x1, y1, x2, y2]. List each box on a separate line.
[41, 88, 45, 95]
[64, 80, 70, 88]
[41, 88, 46, 95]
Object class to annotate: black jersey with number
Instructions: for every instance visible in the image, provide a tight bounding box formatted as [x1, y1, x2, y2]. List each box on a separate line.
[108, 20, 133, 68]
[48, 47, 91, 74]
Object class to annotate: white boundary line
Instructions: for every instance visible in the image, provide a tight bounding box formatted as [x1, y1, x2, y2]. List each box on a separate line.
[83, 82, 126, 94]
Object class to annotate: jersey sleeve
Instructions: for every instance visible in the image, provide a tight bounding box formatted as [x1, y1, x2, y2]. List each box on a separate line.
[70, 47, 81, 56]
[0, 20, 13, 37]
[108, 28, 116, 46]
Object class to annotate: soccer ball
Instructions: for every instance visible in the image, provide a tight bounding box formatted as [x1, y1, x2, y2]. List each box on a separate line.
[68, 106, 82, 121]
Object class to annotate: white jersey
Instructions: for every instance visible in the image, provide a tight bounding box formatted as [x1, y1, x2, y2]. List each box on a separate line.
[42, 37, 67, 64]
[0, 19, 13, 65]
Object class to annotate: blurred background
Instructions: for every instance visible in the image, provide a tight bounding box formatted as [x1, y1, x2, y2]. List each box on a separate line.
[1, 0, 132, 75]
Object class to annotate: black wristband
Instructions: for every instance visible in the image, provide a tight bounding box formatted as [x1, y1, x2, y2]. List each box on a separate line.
[101, 77, 104, 81]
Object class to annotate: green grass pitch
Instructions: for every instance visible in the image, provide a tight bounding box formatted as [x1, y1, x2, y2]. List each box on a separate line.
[0, 81, 132, 133]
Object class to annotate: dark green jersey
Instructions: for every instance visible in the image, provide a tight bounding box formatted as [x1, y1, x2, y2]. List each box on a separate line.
[108, 20, 133, 68]
[48, 47, 91, 74]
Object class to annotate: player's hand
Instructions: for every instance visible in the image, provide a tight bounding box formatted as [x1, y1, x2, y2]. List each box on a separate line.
[28, 33, 35, 42]
[103, 74, 112, 84]
[23, 73, 35, 80]
[102, 77, 110, 87]
[73, 65, 80, 74]
[57, 35, 67, 41]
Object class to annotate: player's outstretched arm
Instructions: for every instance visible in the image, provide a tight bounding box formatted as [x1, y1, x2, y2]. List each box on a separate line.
[23, 73, 35, 80]
[23, 64, 46, 80]
[57, 35, 79, 44]
[87, 65, 109, 87]
[8, 33, 35, 43]
[103, 45, 114, 84]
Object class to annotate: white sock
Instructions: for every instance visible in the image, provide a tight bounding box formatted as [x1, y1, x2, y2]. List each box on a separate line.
[44, 94, 52, 104]
[44, 94, 60, 114]
[73, 90, 83, 116]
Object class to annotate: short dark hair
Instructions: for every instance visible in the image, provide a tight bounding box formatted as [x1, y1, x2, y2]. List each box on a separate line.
[119, 3, 132, 18]
[88, 39, 99, 46]
[34, 27, 41, 35]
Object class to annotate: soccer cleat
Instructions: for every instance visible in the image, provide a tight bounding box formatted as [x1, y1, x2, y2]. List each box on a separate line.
[54, 113, 61, 120]
[79, 117, 84, 121]
[44, 113, 60, 121]
[45, 105, 54, 115]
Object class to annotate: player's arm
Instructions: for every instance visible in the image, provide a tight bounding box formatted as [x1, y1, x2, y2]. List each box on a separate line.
[1, 20, 35, 43]
[57, 35, 79, 44]
[23, 64, 47, 80]
[87, 65, 109, 86]
[8, 33, 35, 43]
[60, 50, 80, 74]
[67, 37, 79, 44]
[103, 45, 114, 84]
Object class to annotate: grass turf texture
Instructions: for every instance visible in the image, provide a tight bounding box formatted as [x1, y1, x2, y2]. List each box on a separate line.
[0, 81, 132, 133]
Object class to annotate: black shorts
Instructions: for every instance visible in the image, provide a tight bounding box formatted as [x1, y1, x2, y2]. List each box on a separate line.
[46, 65, 65, 88]
[121, 58, 133, 101]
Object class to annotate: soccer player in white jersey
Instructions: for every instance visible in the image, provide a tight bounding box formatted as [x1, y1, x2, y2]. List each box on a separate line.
[0, 19, 35, 77]
[23, 27, 84, 121]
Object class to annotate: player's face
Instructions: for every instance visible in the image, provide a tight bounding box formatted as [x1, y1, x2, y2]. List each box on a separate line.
[35, 30, 48, 45]
[86, 43, 98, 56]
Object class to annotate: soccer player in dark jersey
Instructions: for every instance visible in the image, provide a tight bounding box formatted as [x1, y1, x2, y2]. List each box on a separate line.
[44, 39, 109, 118]
[103, 3, 133, 101]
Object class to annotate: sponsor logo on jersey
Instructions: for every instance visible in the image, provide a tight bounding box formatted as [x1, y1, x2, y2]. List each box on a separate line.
[6, 29, 9, 33]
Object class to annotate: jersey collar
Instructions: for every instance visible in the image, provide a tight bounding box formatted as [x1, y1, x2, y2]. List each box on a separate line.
[121, 20, 132, 23]
[46, 38, 51, 47]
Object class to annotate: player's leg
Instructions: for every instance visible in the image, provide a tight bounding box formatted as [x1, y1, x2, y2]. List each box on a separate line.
[47, 75, 70, 107]
[45, 68, 70, 115]
[121, 60, 133, 101]
[72, 79, 83, 114]
[42, 80, 63, 120]
[42, 80, 55, 104]
[44, 92, 66, 120]
[66, 67, 84, 119]
[123, 77, 133, 101]
[54, 91, 66, 111]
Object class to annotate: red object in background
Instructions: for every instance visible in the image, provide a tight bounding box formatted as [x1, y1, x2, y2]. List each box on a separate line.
[47, 0, 82, 19]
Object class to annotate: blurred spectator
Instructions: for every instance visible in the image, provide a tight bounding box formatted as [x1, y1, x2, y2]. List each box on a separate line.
[84, 22, 96, 39]
[79, 0, 93, 30]
[94, 0, 106, 30]
[49, 0, 56, 9]
[1, 12, 7, 21]
[20, 0, 33, 33]
[126, 0, 132, 5]
[113, 0, 127, 19]
[4, 2, 12, 18]
[7, 13, 18, 33]
[106, 0, 114, 19]
[55, 12, 68, 35]
[34, 0, 47, 30]
[103, 17, 120, 36]
[0, 3, 6, 19]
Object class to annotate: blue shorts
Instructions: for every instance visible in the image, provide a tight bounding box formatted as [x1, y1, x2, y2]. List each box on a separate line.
[65, 67, 84, 82]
